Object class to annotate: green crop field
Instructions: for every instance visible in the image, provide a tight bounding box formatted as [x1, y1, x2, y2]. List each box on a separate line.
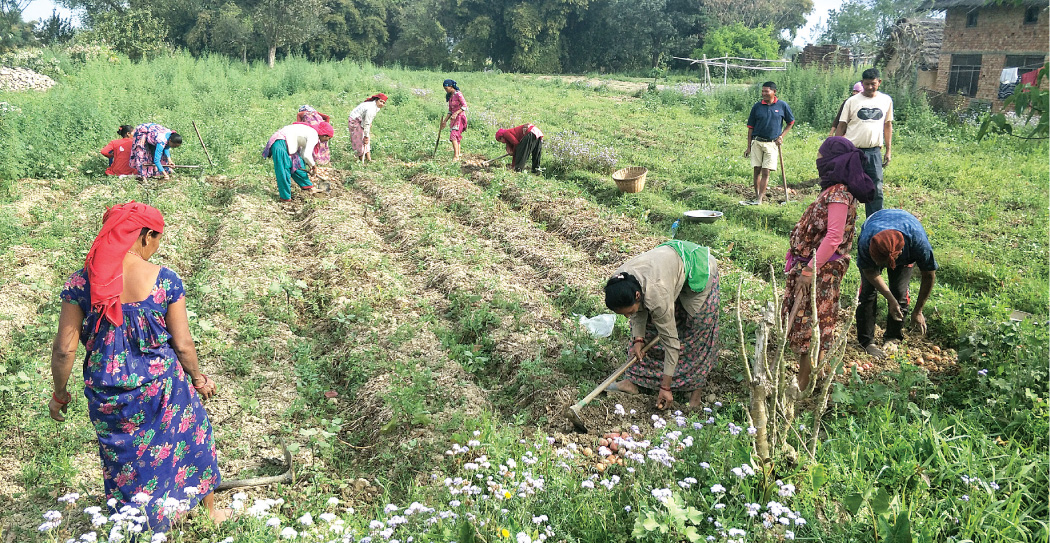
[0, 51, 1047, 542]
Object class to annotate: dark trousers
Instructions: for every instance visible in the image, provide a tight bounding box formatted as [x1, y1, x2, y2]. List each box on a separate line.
[859, 146, 884, 216]
[856, 265, 912, 347]
[512, 133, 542, 172]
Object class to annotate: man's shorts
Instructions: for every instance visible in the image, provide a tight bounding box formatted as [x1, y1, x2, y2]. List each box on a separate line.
[749, 139, 778, 171]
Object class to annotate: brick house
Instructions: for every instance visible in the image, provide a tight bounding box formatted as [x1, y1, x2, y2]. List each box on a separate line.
[923, 0, 1048, 106]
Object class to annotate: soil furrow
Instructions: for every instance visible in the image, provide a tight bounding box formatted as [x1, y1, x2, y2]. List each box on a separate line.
[464, 168, 663, 264]
[406, 172, 609, 302]
[289, 175, 488, 470]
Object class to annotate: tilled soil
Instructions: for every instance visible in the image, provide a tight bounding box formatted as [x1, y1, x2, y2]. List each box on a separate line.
[1, 160, 961, 537]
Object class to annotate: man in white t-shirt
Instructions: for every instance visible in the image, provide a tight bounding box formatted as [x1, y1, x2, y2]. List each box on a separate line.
[835, 68, 893, 216]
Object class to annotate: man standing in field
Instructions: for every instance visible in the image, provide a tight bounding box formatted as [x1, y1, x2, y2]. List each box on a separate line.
[855, 209, 937, 358]
[744, 82, 795, 205]
[835, 68, 893, 216]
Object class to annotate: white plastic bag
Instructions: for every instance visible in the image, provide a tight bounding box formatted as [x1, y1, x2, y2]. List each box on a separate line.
[574, 313, 617, 338]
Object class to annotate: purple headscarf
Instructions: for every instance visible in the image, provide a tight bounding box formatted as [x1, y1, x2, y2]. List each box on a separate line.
[816, 136, 875, 203]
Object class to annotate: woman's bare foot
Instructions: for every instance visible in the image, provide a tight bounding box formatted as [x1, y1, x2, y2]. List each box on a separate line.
[209, 507, 234, 524]
[606, 379, 639, 395]
[688, 389, 704, 408]
[864, 344, 886, 359]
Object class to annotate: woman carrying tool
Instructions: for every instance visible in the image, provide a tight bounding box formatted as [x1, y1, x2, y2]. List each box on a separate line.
[263, 120, 334, 201]
[347, 93, 387, 163]
[440, 79, 468, 161]
[782, 136, 874, 390]
[297, 105, 333, 165]
[48, 202, 226, 530]
[129, 123, 183, 179]
[100, 125, 136, 176]
[604, 240, 720, 409]
[495, 124, 544, 172]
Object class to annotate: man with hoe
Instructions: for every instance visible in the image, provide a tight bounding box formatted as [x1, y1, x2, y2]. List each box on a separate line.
[743, 81, 795, 205]
[835, 68, 894, 216]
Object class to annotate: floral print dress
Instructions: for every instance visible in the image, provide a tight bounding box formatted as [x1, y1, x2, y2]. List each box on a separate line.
[129, 123, 174, 178]
[781, 183, 858, 355]
[62, 267, 220, 530]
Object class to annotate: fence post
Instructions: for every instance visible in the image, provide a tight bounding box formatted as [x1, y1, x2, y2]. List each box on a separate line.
[724, 53, 729, 86]
[703, 54, 710, 88]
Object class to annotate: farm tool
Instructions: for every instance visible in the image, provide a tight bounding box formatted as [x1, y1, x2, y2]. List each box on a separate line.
[566, 337, 659, 433]
[192, 121, 215, 166]
[482, 152, 511, 166]
[431, 118, 445, 157]
[777, 144, 789, 203]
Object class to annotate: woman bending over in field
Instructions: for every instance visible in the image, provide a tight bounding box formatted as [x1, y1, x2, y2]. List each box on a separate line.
[129, 123, 182, 179]
[347, 93, 387, 163]
[604, 241, 720, 409]
[49, 202, 226, 530]
[782, 136, 874, 390]
[297, 105, 333, 165]
[101, 125, 136, 176]
[495, 124, 544, 173]
[440, 79, 468, 161]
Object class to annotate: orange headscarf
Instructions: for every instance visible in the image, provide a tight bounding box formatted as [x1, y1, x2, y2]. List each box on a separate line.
[869, 230, 904, 269]
[85, 202, 165, 329]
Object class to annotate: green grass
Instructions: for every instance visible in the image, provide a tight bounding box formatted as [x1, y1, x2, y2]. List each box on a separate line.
[0, 50, 1046, 542]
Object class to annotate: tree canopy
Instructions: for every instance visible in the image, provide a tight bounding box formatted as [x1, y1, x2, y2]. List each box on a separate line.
[45, 0, 816, 70]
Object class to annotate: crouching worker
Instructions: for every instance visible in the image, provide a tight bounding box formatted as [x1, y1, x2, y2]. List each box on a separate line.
[263, 121, 334, 201]
[855, 209, 938, 358]
[603, 240, 720, 409]
[495, 124, 544, 172]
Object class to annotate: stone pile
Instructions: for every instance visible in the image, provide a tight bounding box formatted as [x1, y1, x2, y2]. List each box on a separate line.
[0, 66, 56, 92]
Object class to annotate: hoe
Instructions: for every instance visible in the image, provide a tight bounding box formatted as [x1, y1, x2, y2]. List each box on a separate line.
[566, 337, 658, 433]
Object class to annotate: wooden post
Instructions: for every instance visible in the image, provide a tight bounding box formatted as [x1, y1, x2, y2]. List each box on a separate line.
[703, 54, 711, 88]
[724, 53, 728, 86]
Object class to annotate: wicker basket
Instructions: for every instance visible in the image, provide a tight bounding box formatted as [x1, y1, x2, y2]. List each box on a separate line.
[612, 166, 648, 193]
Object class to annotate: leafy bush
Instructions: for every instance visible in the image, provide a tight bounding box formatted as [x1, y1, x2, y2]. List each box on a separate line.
[0, 49, 63, 77]
[88, 8, 170, 62]
[699, 23, 780, 65]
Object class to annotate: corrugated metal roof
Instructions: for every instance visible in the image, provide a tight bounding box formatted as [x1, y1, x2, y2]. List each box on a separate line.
[921, 0, 1045, 9]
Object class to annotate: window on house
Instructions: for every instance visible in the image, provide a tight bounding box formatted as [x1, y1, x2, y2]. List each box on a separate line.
[1024, 5, 1040, 24]
[966, 10, 978, 27]
[1005, 54, 1046, 76]
[948, 54, 982, 97]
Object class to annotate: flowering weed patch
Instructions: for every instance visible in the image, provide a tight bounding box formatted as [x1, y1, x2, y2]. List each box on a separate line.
[544, 131, 618, 173]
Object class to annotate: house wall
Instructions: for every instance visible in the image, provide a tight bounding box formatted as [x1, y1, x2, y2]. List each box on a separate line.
[935, 4, 1049, 104]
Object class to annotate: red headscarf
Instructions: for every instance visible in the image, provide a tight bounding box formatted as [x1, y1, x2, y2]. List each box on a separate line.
[869, 230, 904, 269]
[367, 93, 388, 102]
[314, 121, 335, 138]
[292, 121, 335, 138]
[85, 202, 165, 329]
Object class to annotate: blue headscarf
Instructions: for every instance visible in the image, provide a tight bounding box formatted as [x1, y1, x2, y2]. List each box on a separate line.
[443, 79, 459, 101]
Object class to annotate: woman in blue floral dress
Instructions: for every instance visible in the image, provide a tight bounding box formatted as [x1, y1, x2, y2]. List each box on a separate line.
[49, 202, 224, 530]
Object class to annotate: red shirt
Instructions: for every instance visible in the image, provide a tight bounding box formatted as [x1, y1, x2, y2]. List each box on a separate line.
[101, 138, 135, 175]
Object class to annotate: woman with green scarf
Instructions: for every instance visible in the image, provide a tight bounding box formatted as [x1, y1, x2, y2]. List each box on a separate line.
[603, 241, 720, 409]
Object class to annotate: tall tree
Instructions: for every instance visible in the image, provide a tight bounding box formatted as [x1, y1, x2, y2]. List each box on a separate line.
[36, 9, 76, 45]
[1, 0, 38, 53]
[816, 0, 928, 58]
[253, 0, 328, 66]
[702, 0, 813, 42]
[305, 0, 390, 62]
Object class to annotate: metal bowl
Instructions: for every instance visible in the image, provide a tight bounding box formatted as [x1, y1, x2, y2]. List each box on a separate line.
[683, 210, 723, 224]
